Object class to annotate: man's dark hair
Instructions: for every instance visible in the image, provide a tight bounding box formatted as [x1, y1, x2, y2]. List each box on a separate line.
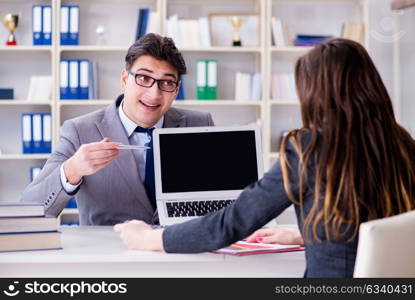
[125, 33, 187, 77]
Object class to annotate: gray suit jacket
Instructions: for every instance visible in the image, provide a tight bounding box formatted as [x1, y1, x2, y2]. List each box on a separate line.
[21, 95, 214, 225]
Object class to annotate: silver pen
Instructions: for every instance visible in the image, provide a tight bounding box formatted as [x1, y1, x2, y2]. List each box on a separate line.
[117, 144, 151, 150]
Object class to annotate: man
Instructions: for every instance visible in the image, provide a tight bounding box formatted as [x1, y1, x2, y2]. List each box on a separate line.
[21, 33, 214, 225]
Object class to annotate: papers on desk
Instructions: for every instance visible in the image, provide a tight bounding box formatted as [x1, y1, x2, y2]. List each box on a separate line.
[213, 241, 304, 256]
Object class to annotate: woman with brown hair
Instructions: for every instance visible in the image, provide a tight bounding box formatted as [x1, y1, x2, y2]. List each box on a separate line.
[114, 38, 415, 277]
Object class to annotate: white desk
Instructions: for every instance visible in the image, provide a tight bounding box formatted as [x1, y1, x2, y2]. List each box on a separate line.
[0, 226, 305, 277]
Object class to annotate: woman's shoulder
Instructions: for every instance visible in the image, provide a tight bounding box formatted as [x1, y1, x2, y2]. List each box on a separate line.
[282, 129, 318, 152]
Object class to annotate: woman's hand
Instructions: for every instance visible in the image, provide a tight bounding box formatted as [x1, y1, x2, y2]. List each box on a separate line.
[245, 227, 304, 246]
[113, 220, 164, 251]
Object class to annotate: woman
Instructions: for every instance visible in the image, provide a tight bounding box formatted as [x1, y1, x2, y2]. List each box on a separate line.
[114, 38, 415, 277]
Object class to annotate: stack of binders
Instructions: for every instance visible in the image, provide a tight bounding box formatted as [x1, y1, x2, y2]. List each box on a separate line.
[21, 113, 52, 154]
[196, 59, 217, 100]
[60, 5, 79, 45]
[60, 59, 97, 100]
[0, 203, 61, 253]
[32, 5, 52, 45]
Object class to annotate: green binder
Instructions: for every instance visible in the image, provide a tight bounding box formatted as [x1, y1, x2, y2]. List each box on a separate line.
[196, 60, 207, 100]
[206, 59, 217, 100]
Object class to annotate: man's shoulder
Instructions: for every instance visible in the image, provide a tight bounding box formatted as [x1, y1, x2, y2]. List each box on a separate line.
[64, 106, 108, 128]
[166, 106, 213, 127]
[168, 106, 210, 118]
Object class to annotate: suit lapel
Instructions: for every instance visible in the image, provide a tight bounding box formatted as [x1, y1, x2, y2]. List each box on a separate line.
[95, 95, 154, 216]
[163, 107, 187, 128]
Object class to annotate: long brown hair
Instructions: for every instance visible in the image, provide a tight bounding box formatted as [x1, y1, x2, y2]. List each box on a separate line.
[280, 38, 415, 242]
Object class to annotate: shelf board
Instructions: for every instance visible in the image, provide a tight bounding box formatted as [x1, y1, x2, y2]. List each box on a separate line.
[273, 0, 359, 2]
[179, 47, 261, 53]
[0, 46, 52, 52]
[271, 46, 313, 53]
[59, 45, 128, 52]
[0, 154, 50, 160]
[0, 100, 52, 106]
[270, 100, 299, 105]
[174, 100, 262, 106]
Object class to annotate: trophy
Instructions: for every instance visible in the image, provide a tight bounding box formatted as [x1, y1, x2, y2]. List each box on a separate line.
[2, 13, 21, 46]
[230, 16, 243, 46]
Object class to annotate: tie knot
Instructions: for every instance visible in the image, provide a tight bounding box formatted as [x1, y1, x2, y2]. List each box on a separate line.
[135, 126, 154, 135]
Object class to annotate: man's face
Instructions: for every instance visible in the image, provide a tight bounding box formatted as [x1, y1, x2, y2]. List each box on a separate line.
[120, 55, 179, 128]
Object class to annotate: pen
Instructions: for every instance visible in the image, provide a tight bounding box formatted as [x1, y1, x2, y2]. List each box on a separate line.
[117, 144, 151, 150]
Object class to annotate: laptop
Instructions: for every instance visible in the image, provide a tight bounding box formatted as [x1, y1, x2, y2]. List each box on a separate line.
[153, 125, 264, 226]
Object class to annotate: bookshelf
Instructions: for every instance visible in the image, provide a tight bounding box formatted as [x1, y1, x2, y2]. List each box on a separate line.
[0, 0, 369, 224]
[392, 4, 415, 135]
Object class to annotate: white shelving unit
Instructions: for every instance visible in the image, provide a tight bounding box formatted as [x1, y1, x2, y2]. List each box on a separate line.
[0, 0, 368, 224]
[392, 4, 415, 135]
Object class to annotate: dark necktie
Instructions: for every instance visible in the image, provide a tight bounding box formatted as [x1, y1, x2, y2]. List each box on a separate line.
[135, 126, 156, 210]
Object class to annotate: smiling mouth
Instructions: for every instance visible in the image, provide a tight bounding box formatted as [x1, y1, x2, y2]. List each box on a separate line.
[139, 100, 161, 109]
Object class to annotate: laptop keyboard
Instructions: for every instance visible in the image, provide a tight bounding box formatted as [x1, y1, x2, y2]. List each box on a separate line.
[166, 200, 235, 218]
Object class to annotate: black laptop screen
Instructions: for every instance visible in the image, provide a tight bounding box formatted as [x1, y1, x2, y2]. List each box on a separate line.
[159, 130, 259, 193]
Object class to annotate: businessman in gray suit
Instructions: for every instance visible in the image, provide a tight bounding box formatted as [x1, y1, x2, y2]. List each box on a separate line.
[21, 33, 214, 225]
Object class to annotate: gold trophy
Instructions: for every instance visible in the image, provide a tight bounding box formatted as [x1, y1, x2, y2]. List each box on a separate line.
[230, 16, 243, 46]
[2, 13, 21, 46]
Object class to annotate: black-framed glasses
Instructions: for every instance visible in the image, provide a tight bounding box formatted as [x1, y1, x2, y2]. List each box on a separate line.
[128, 71, 178, 93]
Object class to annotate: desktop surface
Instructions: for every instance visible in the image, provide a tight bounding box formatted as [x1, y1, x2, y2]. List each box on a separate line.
[0, 226, 305, 277]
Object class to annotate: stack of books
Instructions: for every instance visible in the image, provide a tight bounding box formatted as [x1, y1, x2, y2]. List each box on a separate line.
[271, 17, 292, 47]
[234, 72, 261, 101]
[271, 73, 297, 100]
[134, 8, 160, 41]
[0, 203, 61, 252]
[342, 23, 365, 44]
[166, 15, 212, 48]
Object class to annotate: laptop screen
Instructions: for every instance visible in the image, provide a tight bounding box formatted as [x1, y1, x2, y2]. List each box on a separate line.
[159, 130, 259, 193]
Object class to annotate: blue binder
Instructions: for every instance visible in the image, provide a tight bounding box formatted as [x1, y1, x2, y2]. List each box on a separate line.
[68, 60, 79, 99]
[78, 60, 89, 99]
[60, 60, 69, 99]
[140, 8, 150, 38]
[41, 113, 52, 153]
[176, 76, 185, 100]
[65, 198, 77, 209]
[42, 5, 52, 45]
[32, 113, 42, 153]
[21, 113, 33, 154]
[69, 5, 79, 45]
[32, 5, 43, 45]
[60, 5, 70, 45]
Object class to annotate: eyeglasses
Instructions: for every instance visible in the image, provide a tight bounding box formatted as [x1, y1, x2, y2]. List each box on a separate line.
[128, 71, 178, 93]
